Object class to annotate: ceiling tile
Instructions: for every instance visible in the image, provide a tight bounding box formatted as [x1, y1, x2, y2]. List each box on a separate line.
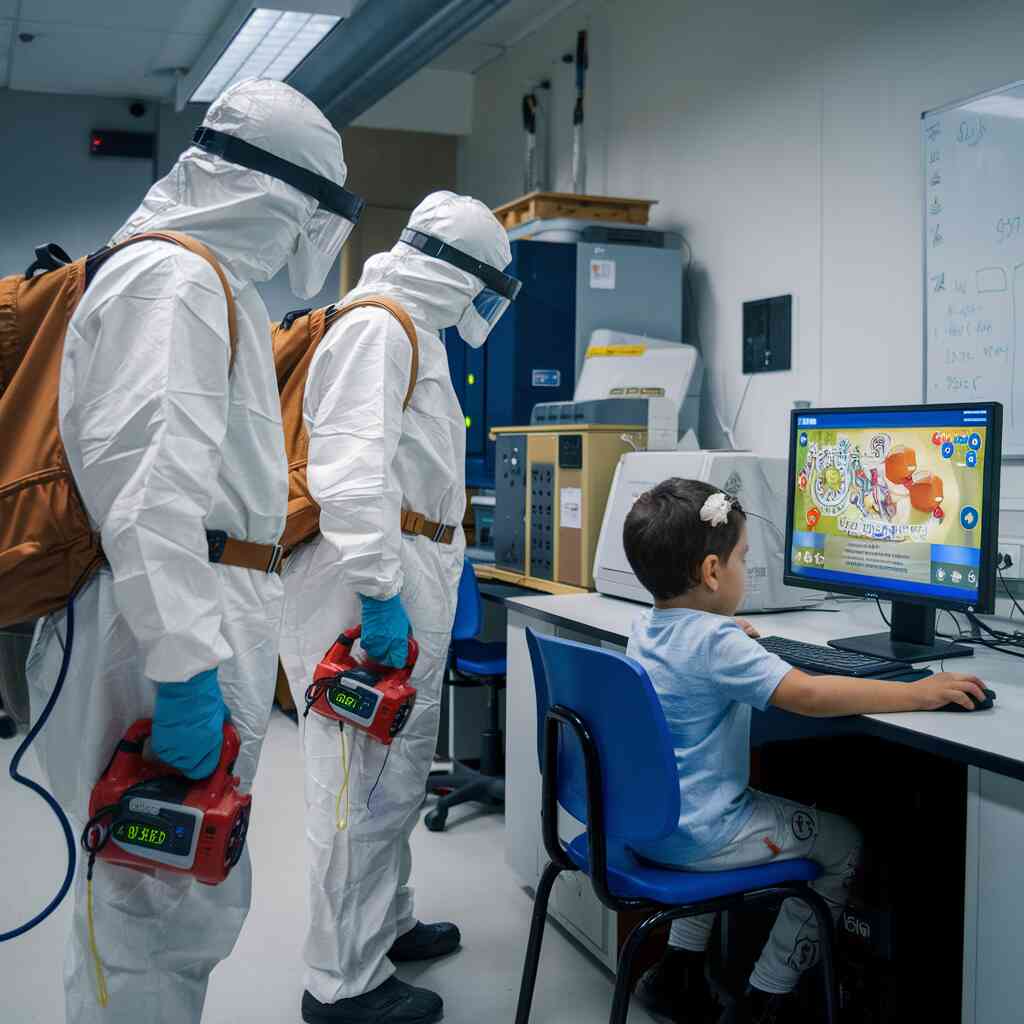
[22, 0, 205, 32]
[0, 1, 17, 18]
[10, 21, 201, 99]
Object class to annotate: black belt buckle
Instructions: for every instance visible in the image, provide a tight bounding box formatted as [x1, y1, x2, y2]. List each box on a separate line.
[207, 530, 228, 564]
[266, 544, 284, 574]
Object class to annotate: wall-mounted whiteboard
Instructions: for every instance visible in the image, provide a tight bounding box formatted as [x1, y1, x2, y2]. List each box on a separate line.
[924, 81, 1024, 456]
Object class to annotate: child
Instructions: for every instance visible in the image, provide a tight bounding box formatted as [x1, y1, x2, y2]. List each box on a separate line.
[621, 478, 988, 1024]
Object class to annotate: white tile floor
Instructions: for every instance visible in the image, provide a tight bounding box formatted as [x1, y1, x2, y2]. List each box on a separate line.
[2, 709, 657, 1023]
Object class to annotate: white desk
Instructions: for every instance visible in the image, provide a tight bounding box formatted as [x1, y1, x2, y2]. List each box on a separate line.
[502, 592, 1024, 1024]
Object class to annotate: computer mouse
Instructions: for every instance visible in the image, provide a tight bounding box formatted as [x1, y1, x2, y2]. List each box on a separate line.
[940, 687, 996, 712]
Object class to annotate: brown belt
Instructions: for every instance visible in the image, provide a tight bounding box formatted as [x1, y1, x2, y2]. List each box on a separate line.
[207, 530, 284, 573]
[400, 510, 457, 545]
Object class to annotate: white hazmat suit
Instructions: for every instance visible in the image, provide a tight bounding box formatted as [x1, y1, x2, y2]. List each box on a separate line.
[279, 192, 513, 1008]
[25, 79, 351, 1024]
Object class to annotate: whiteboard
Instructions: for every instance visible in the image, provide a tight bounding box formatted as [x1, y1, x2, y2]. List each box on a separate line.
[924, 81, 1024, 456]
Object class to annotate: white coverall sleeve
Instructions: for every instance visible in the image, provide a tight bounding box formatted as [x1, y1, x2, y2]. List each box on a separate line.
[75, 248, 234, 682]
[304, 310, 413, 601]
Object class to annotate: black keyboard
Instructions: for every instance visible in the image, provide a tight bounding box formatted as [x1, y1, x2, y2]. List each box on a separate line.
[757, 636, 905, 677]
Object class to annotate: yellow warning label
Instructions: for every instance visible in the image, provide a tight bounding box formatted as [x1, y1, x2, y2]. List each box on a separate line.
[586, 344, 647, 358]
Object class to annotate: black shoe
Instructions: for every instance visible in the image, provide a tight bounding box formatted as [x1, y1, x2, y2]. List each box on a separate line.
[635, 948, 721, 1023]
[388, 921, 461, 963]
[301, 976, 443, 1023]
[728, 986, 794, 1024]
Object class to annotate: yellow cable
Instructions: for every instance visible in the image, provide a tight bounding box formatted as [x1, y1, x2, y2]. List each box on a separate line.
[86, 875, 109, 1008]
[335, 728, 351, 831]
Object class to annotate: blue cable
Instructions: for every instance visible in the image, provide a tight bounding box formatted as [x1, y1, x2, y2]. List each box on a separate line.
[1, 597, 77, 941]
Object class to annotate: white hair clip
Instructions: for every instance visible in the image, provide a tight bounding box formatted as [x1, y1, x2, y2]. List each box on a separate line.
[699, 492, 733, 528]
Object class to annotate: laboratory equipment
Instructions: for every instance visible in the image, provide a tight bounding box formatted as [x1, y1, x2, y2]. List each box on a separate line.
[493, 424, 645, 588]
[446, 225, 683, 487]
[595, 451, 822, 612]
[305, 627, 418, 745]
[532, 330, 703, 449]
[85, 719, 250, 884]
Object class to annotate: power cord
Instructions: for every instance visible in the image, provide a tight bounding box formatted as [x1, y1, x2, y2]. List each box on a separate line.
[682, 237, 743, 451]
[996, 552, 1024, 619]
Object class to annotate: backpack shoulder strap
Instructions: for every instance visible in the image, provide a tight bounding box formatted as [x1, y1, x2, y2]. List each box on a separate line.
[326, 296, 419, 409]
[90, 230, 239, 368]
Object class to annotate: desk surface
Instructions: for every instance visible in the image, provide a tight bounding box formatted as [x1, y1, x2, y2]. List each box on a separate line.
[507, 592, 1024, 780]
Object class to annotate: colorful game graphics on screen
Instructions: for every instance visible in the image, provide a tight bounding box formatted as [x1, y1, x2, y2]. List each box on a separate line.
[792, 413, 988, 602]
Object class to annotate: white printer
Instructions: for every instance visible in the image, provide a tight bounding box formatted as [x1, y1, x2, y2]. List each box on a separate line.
[531, 330, 703, 450]
[594, 451, 822, 613]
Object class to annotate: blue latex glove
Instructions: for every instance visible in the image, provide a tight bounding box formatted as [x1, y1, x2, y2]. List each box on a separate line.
[359, 593, 410, 668]
[151, 668, 228, 779]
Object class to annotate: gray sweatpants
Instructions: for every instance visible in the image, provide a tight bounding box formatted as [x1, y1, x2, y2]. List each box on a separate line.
[667, 790, 863, 994]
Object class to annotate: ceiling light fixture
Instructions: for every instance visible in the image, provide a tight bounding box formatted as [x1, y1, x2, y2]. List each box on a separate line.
[190, 8, 340, 104]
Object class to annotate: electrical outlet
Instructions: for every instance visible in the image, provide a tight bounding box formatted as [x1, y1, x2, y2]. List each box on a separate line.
[998, 540, 1023, 579]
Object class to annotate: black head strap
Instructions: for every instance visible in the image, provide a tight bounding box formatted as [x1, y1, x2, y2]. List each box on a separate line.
[400, 229, 521, 301]
[192, 126, 365, 224]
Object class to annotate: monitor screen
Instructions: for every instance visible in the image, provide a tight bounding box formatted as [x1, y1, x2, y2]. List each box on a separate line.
[785, 404, 1002, 610]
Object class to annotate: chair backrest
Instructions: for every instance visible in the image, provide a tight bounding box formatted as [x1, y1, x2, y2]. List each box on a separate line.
[524, 626, 550, 770]
[527, 629, 680, 844]
[452, 559, 482, 641]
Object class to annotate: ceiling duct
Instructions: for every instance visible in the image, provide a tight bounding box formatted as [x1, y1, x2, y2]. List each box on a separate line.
[288, 0, 510, 126]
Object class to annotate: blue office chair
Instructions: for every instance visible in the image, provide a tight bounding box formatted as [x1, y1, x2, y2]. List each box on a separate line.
[517, 629, 838, 1024]
[425, 560, 507, 832]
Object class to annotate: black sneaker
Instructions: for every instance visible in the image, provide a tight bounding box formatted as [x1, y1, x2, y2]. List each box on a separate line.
[728, 986, 794, 1024]
[388, 921, 461, 963]
[635, 949, 722, 1023]
[301, 976, 443, 1023]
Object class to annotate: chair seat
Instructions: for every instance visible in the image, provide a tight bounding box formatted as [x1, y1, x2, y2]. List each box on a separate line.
[453, 638, 507, 678]
[565, 833, 821, 905]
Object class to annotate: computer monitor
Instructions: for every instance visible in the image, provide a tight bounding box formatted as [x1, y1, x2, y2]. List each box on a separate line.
[784, 402, 1002, 662]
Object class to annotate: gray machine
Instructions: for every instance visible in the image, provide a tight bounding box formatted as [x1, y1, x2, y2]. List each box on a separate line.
[509, 220, 685, 377]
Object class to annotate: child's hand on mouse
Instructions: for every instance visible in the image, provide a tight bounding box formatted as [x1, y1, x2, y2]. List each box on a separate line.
[736, 618, 761, 639]
[911, 672, 987, 711]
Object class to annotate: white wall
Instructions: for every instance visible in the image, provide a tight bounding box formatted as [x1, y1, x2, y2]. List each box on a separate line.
[1, 92, 338, 319]
[457, 0, 1024, 514]
[0, 91, 157, 277]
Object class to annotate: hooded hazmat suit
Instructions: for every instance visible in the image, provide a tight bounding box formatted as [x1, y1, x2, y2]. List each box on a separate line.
[279, 192, 512, 1008]
[24, 79, 351, 1024]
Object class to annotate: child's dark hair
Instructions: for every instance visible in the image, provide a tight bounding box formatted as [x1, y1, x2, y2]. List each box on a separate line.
[622, 478, 746, 600]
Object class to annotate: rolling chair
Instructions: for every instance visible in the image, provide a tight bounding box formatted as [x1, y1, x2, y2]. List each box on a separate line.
[517, 629, 838, 1024]
[425, 560, 506, 832]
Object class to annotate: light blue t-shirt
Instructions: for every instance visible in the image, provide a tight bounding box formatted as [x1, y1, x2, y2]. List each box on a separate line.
[626, 607, 790, 865]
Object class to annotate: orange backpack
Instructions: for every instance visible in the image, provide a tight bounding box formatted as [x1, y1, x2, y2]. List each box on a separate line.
[272, 297, 421, 553]
[0, 231, 237, 629]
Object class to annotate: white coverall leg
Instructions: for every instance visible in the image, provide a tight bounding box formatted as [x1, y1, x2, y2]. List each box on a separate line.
[279, 192, 513, 1005]
[24, 79, 351, 1024]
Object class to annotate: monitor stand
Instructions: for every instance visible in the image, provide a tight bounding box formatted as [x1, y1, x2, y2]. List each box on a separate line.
[829, 601, 973, 663]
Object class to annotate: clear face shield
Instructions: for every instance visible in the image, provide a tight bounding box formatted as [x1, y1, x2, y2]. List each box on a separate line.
[191, 126, 365, 298]
[399, 228, 521, 348]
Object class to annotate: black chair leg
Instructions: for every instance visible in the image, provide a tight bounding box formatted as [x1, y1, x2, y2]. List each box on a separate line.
[796, 886, 839, 1024]
[609, 910, 674, 1024]
[515, 860, 563, 1024]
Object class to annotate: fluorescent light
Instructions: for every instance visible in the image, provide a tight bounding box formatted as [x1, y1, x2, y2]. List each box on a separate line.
[191, 9, 341, 104]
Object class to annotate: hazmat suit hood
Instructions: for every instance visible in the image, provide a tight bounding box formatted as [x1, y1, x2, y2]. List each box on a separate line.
[345, 190, 512, 338]
[111, 78, 349, 292]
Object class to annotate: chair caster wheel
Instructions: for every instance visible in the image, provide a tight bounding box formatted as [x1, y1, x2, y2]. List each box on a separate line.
[425, 809, 447, 832]
[0, 716, 17, 739]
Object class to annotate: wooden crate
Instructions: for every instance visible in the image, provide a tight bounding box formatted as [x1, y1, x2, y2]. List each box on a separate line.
[492, 191, 656, 231]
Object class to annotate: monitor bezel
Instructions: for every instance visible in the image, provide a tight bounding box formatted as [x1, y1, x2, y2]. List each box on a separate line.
[783, 402, 1003, 615]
